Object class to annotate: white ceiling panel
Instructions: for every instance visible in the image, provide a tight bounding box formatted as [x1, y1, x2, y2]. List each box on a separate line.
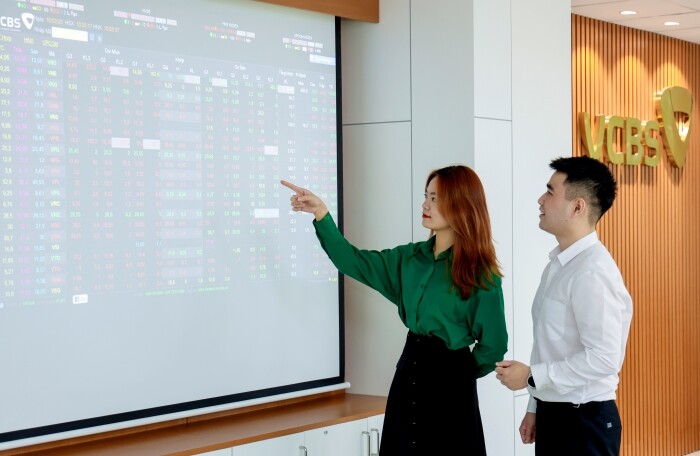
[572, 0, 700, 43]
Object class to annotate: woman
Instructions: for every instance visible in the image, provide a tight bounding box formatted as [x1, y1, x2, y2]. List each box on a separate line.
[281, 165, 507, 455]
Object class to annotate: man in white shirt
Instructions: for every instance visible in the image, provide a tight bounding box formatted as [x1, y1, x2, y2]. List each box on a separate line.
[495, 156, 633, 456]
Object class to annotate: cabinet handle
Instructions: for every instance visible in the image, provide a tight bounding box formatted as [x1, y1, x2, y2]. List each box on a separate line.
[370, 428, 380, 456]
[298, 445, 308, 456]
[361, 430, 370, 456]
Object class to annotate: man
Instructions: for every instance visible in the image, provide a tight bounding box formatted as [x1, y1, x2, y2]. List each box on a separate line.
[495, 156, 633, 456]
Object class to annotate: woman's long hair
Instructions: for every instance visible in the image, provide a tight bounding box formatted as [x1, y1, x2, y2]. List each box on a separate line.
[426, 165, 503, 299]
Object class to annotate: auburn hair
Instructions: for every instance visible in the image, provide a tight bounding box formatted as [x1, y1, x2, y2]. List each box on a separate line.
[426, 165, 503, 299]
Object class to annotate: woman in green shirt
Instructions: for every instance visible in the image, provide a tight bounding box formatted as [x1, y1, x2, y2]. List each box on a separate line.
[281, 165, 507, 456]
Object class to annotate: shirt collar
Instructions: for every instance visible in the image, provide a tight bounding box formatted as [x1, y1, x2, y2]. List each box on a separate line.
[419, 236, 452, 261]
[548, 231, 599, 266]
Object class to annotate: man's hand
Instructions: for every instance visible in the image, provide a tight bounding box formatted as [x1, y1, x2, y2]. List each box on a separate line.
[494, 360, 530, 391]
[519, 412, 536, 444]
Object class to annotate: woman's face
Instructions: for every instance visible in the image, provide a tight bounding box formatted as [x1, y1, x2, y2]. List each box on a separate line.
[422, 177, 450, 233]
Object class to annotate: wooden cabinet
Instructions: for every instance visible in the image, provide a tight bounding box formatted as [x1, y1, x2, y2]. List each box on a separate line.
[198, 450, 233, 456]
[228, 414, 385, 456]
[0, 393, 385, 456]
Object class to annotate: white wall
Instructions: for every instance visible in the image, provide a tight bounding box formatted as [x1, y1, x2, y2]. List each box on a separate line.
[341, 1, 570, 455]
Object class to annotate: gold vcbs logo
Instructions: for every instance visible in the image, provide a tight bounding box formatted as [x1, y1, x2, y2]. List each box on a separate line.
[579, 86, 693, 168]
[656, 86, 693, 167]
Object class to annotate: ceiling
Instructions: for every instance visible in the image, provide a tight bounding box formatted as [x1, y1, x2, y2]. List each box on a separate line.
[572, 0, 700, 44]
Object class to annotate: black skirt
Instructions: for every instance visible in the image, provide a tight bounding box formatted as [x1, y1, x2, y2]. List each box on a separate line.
[379, 331, 486, 456]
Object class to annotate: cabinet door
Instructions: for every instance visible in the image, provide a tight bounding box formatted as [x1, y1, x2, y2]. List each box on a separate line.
[304, 419, 368, 456]
[197, 449, 232, 456]
[231, 432, 305, 456]
[367, 414, 384, 456]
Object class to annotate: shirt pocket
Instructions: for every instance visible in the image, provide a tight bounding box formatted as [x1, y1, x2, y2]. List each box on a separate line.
[539, 297, 568, 341]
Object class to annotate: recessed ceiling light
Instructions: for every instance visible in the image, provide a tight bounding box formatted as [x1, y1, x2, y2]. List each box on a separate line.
[664, 21, 680, 26]
[620, 10, 637, 15]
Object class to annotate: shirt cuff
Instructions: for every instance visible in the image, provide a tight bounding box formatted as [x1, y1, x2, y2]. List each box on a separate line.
[312, 212, 333, 226]
[530, 363, 546, 390]
[526, 395, 537, 413]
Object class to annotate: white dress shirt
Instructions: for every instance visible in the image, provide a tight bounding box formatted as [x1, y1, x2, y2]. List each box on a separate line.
[527, 231, 633, 412]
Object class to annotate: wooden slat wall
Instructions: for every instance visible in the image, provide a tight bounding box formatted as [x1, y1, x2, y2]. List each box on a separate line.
[255, 0, 379, 22]
[572, 14, 700, 456]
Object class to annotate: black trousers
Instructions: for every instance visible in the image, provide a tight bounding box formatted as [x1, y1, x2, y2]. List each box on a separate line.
[535, 399, 622, 456]
[379, 331, 486, 456]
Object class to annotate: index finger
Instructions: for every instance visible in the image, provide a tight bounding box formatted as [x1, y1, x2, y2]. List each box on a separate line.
[280, 180, 304, 194]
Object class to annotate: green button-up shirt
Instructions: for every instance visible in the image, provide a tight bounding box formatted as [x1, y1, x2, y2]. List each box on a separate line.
[313, 213, 508, 378]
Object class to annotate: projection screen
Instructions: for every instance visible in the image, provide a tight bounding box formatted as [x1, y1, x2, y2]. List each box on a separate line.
[0, 0, 343, 448]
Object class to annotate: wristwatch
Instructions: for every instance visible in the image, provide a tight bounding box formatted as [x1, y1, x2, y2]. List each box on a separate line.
[527, 371, 536, 388]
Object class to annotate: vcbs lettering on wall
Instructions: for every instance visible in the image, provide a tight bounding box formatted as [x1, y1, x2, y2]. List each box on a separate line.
[578, 86, 693, 167]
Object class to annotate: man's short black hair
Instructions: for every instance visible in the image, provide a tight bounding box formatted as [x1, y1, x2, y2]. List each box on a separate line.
[550, 156, 617, 222]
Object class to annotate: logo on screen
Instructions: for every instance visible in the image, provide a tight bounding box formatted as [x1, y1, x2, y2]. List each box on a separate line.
[0, 13, 33, 30]
[21, 13, 35, 30]
[0, 16, 20, 28]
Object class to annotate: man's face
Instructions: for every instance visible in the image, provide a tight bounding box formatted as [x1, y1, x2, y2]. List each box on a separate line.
[537, 171, 573, 236]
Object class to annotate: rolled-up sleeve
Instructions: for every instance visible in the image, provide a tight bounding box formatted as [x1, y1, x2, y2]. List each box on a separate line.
[470, 280, 508, 377]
